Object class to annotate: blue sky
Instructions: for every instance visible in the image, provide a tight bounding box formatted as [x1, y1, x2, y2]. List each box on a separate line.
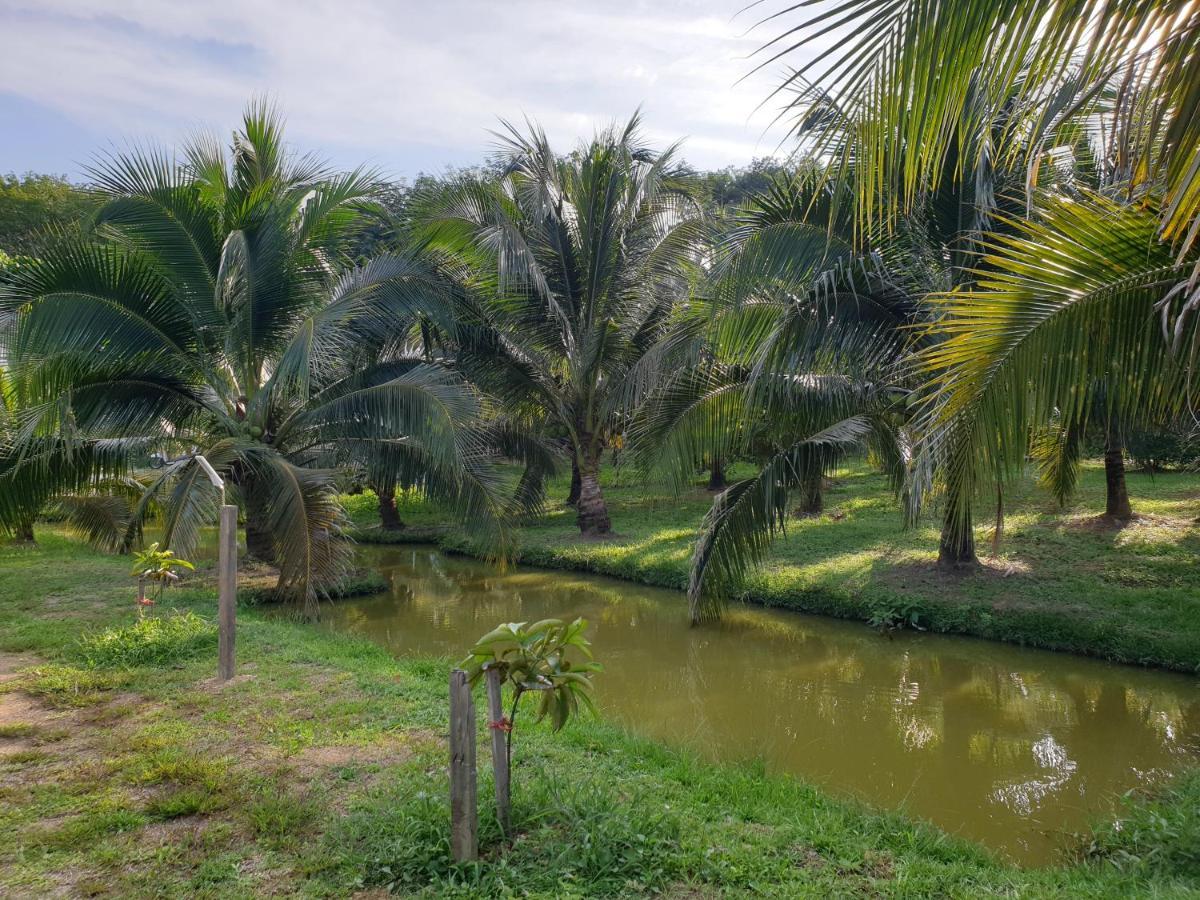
[0, 0, 813, 182]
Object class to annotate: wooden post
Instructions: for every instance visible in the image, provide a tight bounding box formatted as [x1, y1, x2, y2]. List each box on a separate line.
[484, 665, 511, 835]
[217, 503, 238, 681]
[449, 668, 478, 862]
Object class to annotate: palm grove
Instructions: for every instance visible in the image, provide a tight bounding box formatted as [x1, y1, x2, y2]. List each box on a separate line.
[2, 0, 1199, 624]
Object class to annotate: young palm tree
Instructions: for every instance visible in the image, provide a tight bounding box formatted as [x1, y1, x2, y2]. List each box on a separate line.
[1031, 391, 1142, 524]
[0, 103, 512, 612]
[0, 368, 35, 542]
[421, 115, 704, 536]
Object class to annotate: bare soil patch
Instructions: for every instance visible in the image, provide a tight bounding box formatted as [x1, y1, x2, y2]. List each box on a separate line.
[877, 556, 1030, 594]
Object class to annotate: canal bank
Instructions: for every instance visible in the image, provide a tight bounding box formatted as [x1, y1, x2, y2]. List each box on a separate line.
[343, 461, 1200, 672]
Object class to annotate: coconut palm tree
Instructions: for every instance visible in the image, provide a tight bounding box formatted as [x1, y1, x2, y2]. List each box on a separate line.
[0, 103, 513, 612]
[419, 114, 704, 536]
[630, 170, 912, 622]
[1031, 389, 1145, 524]
[750, 0, 1200, 562]
[913, 193, 1198, 549]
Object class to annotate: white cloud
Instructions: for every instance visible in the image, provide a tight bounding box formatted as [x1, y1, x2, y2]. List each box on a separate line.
[0, 0, 809, 176]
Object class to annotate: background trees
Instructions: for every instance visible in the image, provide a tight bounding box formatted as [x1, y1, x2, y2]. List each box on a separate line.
[0, 173, 93, 259]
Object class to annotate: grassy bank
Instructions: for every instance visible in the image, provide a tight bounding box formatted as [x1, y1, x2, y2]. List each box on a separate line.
[346, 459, 1200, 672]
[1, 532, 1199, 897]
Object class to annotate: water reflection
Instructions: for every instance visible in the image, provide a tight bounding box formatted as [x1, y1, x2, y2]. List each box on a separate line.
[321, 546, 1200, 864]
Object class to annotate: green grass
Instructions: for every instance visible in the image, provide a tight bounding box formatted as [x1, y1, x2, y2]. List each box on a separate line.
[1, 531, 1199, 896]
[1085, 771, 1200, 879]
[78, 611, 217, 668]
[21, 663, 133, 707]
[347, 459, 1200, 671]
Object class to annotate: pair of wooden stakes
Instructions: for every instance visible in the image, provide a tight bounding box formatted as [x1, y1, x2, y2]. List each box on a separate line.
[448, 666, 511, 862]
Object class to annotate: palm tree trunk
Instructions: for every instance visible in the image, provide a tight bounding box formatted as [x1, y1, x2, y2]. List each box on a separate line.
[1104, 439, 1133, 521]
[374, 483, 404, 531]
[797, 471, 823, 516]
[938, 492, 977, 569]
[245, 515, 275, 563]
[231, 469, 275, 564]
[576, 451, 611, 536]
[566, 458, 582, 507]
[707, 458, 727, 492]
[14, 516, 34, 543]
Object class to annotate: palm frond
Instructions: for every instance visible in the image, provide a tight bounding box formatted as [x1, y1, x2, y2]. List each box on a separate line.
[243, 447, 352, 616]
[914, 192, 1198, 546]
[688, 415, 875, 623]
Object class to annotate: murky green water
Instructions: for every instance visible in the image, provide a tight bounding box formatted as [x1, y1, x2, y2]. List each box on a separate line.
[321, 545, 1200, 864]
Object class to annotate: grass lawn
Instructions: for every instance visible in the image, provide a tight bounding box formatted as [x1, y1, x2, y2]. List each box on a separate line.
[1, 532, 1200, 897]
[346, 458, 1200, 671]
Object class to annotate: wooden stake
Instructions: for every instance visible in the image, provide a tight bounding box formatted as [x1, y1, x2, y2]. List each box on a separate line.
[485, 665, 511, 835]
[449, 668, 478, 862]
[217, 503, 237, 681]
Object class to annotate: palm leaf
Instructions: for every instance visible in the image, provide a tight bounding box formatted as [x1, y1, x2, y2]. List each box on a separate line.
[688, 415, 875, 623]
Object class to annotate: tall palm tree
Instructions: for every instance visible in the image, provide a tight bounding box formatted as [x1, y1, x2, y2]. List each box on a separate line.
[420, 114, 704, 536]
[914, 193, 1198, 548]
[750, 0, 1200, 562]
[0, 103, 512, 612]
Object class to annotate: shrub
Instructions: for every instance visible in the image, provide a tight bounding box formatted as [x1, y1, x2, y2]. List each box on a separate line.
[1119, 425, 1200, 473]
[866, 596, 927, 634]
[78, 611, 216, 669]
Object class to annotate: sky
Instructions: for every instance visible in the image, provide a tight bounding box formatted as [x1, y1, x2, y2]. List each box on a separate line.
[0, 0, 813, 183]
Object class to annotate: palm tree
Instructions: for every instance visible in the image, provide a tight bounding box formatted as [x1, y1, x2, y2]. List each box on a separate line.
[750, 0, 1200, 562]
[0, 368, 34, 542]
[420, 114, 704, 536]
[630, 170, 911, 622]
[1031, 390, 1143, 524]
[0, 103, 512, 612]
[913, 193, 1197, 549]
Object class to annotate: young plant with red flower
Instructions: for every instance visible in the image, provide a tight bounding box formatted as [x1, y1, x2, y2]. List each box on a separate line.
[461, 618, 601, 830]
[130, 542, 194, 616]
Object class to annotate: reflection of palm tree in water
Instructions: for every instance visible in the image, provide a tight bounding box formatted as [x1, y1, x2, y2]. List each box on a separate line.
[1063, 680, 1197, 788]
